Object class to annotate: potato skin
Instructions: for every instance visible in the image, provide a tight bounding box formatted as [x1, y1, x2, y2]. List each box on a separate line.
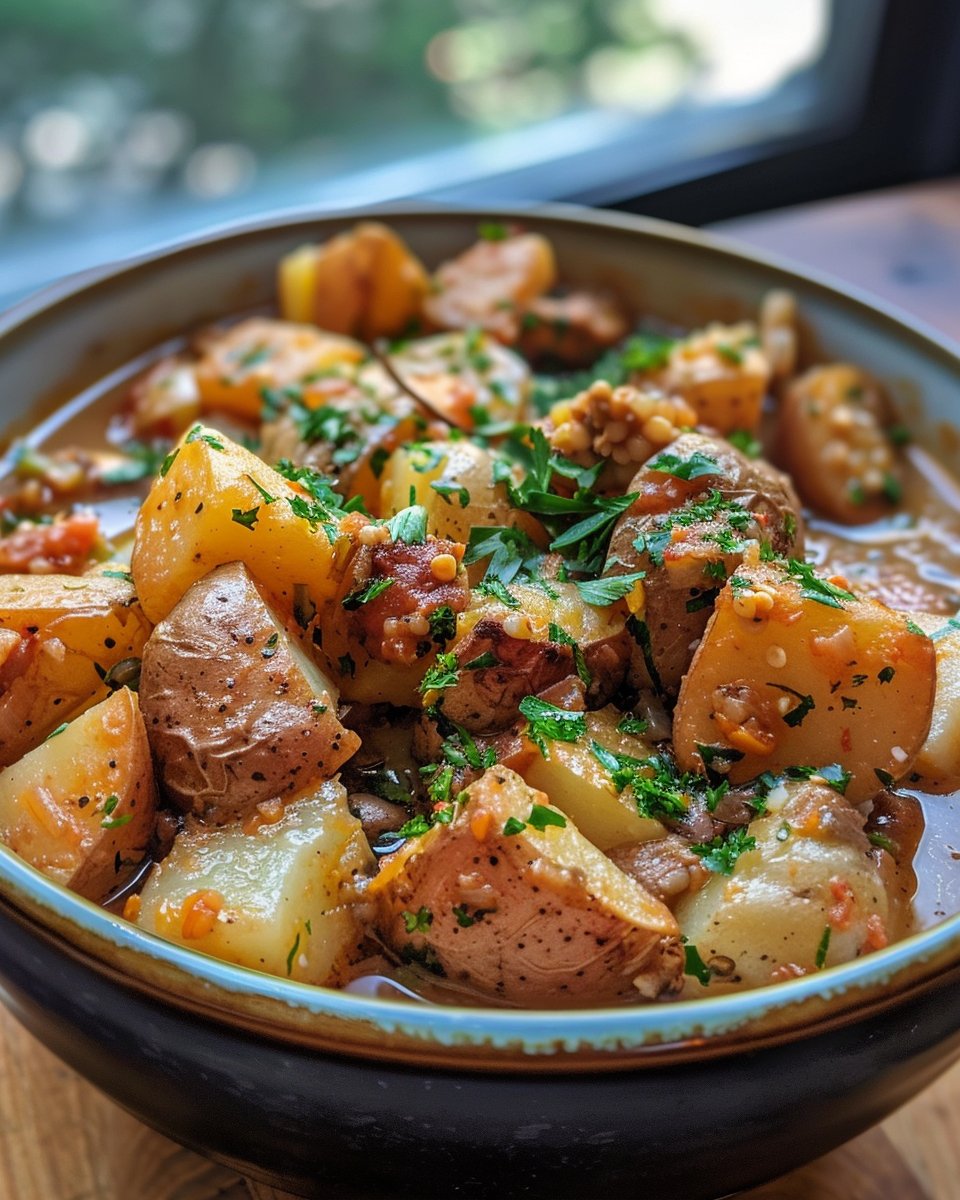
[370, 766, 680, 1006]
[606, 432, 803, 697]
[0, 687, 156, 901]
[140, 562, 359, 824]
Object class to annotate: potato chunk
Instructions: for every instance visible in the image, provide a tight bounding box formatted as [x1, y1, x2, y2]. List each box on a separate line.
[278, 222, 430, 339]
[777, 364, 903, 524]
[637, 322, 770, 434]
[131, 425, 366, 624]
[370, 766, 680, 1005]
[386, 331, 530, 430]
[379, 440, 545, 554]
[605, 432, 803, 697]
[0, 572, 152, 767]
[0, 687, 156, 900]
[422, 232, 556, 342]
[521, 707, 666, 851]
[673, 547, 936, 802]
[194, 318, 366, 423]
[676, 781, 890, 993]
[439, 581, 631, 733]
[908, 613, 960, 792]
[135, 780, 373, 985]
[139, 562, 359, 824]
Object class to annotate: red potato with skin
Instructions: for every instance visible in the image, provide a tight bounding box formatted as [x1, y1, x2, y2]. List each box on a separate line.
[139, 561, 359, 825]
[673, 547, 936, 802]
[370, 766, 682, 1006]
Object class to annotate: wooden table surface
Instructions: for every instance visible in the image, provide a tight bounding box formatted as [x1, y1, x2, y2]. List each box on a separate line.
[3, 178, 960, 1200]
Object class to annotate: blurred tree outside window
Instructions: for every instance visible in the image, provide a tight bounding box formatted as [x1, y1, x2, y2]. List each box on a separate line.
[0, 0, 860, 301]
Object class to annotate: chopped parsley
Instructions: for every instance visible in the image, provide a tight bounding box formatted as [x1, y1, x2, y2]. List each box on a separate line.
[548, 623, 592, 687]
[473, 579, 521, 608]
[575, 572, 645, 607]
[768, 683, 816, 726]
[401, 906, 433, 934]
[286, 933, 301, 976]
[386, 505, 428, 546]
[186, 426, 225, 451]
[728, 430, 762, 458]
[786, 559, 856, 609]
[503, 804, 567, 836]
[518, 695, 586, 756]
[616, 714, 649, 736]
[691, 826, 756, 875]
[682, 938, 712, 987]
[646, 450, 720, 481]
[420, 652, 460, 694]
[231, 505, 260, 530]
[463, 651, 498, 670]
[431, 482, 470, 508]
[815, 925, 831, 970]
[783, 762, 852, 794]
[342, 577, 395, 610]
[868, 831, 897, 854]
[428, 605, 458, 644]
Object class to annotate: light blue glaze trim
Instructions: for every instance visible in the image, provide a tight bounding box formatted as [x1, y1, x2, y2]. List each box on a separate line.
[2, 840, 958, 1053]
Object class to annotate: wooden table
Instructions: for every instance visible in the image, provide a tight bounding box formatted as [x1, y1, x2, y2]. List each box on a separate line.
[4, 178, 960, 1199]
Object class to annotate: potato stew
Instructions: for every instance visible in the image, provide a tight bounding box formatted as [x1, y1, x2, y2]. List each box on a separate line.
[0, 220, 957, 1007]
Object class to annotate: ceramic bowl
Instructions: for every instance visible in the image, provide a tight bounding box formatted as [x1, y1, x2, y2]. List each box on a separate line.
[2, 204, 960, 1199]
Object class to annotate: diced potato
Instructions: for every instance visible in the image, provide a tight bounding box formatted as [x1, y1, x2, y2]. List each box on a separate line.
[521, 707, 665, 851]
[777, 364, 903, 524]
[673, 547, 936, 802]
[639, 322, 770, 434]
[135, 780, 373, 986]
[908, 613, 960, 792]
[676, 781, 890, 994]
[379, 439, 544, 549]
[0, 572, 152, 767]
[370, 766, 680, 1005]
[605, 431, 803, 698]
[0, 688, 156, 900]
[422, 232, 556, 342]
[441, 582, 631, 732]
[130, 425, 366, 624]
[139, 562, 359, 824]
[278, 222, 430, 340]
[386, 331, 530, 430]
[194, 318, 366, 423]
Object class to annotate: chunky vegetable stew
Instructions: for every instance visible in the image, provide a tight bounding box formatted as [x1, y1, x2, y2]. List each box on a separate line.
[1, 220, 957, 1007]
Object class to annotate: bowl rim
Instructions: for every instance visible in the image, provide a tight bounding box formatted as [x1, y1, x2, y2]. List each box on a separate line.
[3, 199, 960, 1061]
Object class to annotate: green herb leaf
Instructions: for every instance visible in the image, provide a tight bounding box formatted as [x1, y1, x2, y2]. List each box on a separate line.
[428, 605, 457, 644]
[646, 450, 720, 481]
[786, 559, 856, 609]
[526, 804, 567, 832]
[768, 683, 816, 727]
[503, 816, 527, 836]
[519, 696, 586, 756]
[431, 482, 470, 508]
[420, 652, 460, 693]
[815, 925, 831, 969]
[574, 572, 645, 607]
[691, 826, 757, 875]
[231, 506, 260, 530]
[682, 939, 712, 986]
[342, 577, 395, 610]
[402, 906, 433, 934]
[547, 623, 592, 687]
[386, 505, 428, 545]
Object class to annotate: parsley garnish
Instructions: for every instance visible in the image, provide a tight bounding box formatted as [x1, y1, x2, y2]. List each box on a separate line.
[646, 450, 720, 481]
[431, 482, 470, 508]
[691, 826, 756, 875]
[428, 605, 457, 644]
[768, 683, 815, 726]
[186, 426, 225, 451]
[473, 579, 521, 608]
[682, 938, 712, 986]
[783, 763, 851, 794]
[574, 572, 645, 607]
[286, 933, 300, 976]
[786, 559, 856, 609]
[464, 651, 498, 670]
[519, 696, 586, 756]
[502, 805, 567, 836]
[386, 505, 429, 545]
[342, 577, 395, 610]
[420, 652, 460, 694]
[616, 714, 649, 736]
[815, 925, 831, 969]
[231, 506, 260, 530]
[547, 623, 592, 687]
[402, 907, 433, 934]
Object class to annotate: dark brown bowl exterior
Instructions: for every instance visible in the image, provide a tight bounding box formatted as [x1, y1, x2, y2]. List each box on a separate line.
[3, 203, 960, 1197]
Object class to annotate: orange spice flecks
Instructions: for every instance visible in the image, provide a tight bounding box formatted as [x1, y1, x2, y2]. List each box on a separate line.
[180, 889, 226, 940]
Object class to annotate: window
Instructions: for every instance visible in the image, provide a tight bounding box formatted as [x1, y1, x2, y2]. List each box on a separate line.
[0, 0, 936, 302]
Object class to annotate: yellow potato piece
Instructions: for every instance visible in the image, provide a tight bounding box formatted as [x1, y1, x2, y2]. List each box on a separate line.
[194, 317, 366, 423]
[0, 572, 152, 767]
[131, 426, 366, 624]
[673, 547, 936, 802]
[0, 688, 156, 900]
[522, 708, 665, 852]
